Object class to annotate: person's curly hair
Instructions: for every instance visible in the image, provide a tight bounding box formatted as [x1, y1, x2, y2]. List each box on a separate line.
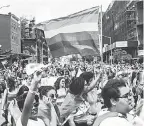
[16, 85, 39, 112]
[54, 77, 65, 90]
[39, 86, 55, 99]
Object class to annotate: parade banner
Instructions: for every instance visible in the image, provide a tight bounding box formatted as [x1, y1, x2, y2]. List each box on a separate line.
[36, 6, 100, 58]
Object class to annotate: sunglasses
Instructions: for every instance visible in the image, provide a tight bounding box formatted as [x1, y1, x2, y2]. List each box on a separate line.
[118, 92, 131, 99]
[139, 83, 144, 86]
[49, 94, 58, 99]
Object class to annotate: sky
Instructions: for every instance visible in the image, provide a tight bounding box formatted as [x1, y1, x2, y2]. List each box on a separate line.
[1, 0, 112, 23]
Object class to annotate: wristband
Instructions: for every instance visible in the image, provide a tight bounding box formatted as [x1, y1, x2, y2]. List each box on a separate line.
[88, 112, 97, 116]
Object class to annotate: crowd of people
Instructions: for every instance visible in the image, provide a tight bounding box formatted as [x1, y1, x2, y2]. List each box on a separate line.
[0, 58, 143, 126]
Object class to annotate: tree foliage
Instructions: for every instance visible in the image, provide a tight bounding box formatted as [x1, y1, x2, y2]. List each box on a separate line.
[113, 48, 132, 63]
[82, 55, 94, 62]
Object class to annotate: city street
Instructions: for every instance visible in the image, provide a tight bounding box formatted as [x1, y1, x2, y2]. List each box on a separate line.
[0, 0, 143, 126]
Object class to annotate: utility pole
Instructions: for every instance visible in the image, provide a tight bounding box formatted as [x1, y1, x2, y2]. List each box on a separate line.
[100, 5, 103, 62]
[101, 35, 112, 65]
[36, 40, 38, 63]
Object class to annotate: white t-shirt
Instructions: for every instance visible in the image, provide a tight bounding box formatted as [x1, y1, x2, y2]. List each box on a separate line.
[99, 116, 133, 126]
[98, 110, 133, 126]
[16, 117, 45, 126]
[132, 116, 144, 126]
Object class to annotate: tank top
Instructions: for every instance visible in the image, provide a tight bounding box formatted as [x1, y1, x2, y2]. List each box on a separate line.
[16, 116, 45, 126]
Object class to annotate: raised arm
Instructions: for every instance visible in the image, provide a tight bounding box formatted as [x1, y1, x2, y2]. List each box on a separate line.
[21, 70, 42, 126]
[84, 72, 102, 93]
[1, 89, 8, 111]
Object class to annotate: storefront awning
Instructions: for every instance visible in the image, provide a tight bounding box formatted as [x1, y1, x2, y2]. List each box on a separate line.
[103, 41, 138, 53]
[11, 53, 32, 59]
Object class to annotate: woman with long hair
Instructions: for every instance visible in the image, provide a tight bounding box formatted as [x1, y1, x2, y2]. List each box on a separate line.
[54, 77, 67, 106]
[14, 70, 46, 126]
[1, 77, 17, 125]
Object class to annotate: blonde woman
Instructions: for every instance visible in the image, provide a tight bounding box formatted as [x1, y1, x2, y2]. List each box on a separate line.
[54, 77, 67, 106]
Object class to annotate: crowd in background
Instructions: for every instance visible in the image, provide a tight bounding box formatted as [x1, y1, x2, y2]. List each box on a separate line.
[0, 58, 143, 126]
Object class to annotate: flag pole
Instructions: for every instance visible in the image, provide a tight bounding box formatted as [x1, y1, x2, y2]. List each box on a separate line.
[100, 5, 103, 62]
[36, 40, 38, 63]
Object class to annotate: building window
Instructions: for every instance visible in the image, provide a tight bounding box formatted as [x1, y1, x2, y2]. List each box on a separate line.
[14, 24, 15, 30]
[11, 32, 14, 40]
[15, 26, 17, 31]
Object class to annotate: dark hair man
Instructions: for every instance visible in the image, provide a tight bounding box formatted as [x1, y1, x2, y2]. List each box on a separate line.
[93, 79, 134, 126]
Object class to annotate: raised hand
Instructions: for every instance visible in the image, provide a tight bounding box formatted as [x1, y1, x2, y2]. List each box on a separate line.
[32, 70, 43, 83]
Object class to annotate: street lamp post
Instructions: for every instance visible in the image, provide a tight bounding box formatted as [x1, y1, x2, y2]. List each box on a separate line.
[42, 42, 45, 63]
[36, 39, 39, 63]
[102, 35, 112, 65]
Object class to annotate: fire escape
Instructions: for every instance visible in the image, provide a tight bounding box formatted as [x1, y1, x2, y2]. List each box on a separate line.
[125, 2, 137, 41]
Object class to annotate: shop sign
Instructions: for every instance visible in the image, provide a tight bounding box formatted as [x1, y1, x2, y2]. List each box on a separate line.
[138, 50, 144, 56]
[116, 41, 127, 47]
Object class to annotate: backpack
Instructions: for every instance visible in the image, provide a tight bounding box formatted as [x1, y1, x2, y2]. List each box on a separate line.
[93, 112, 118, 126]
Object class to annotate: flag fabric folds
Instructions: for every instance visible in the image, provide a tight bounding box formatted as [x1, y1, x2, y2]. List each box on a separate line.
[36, 6, 100, 58]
